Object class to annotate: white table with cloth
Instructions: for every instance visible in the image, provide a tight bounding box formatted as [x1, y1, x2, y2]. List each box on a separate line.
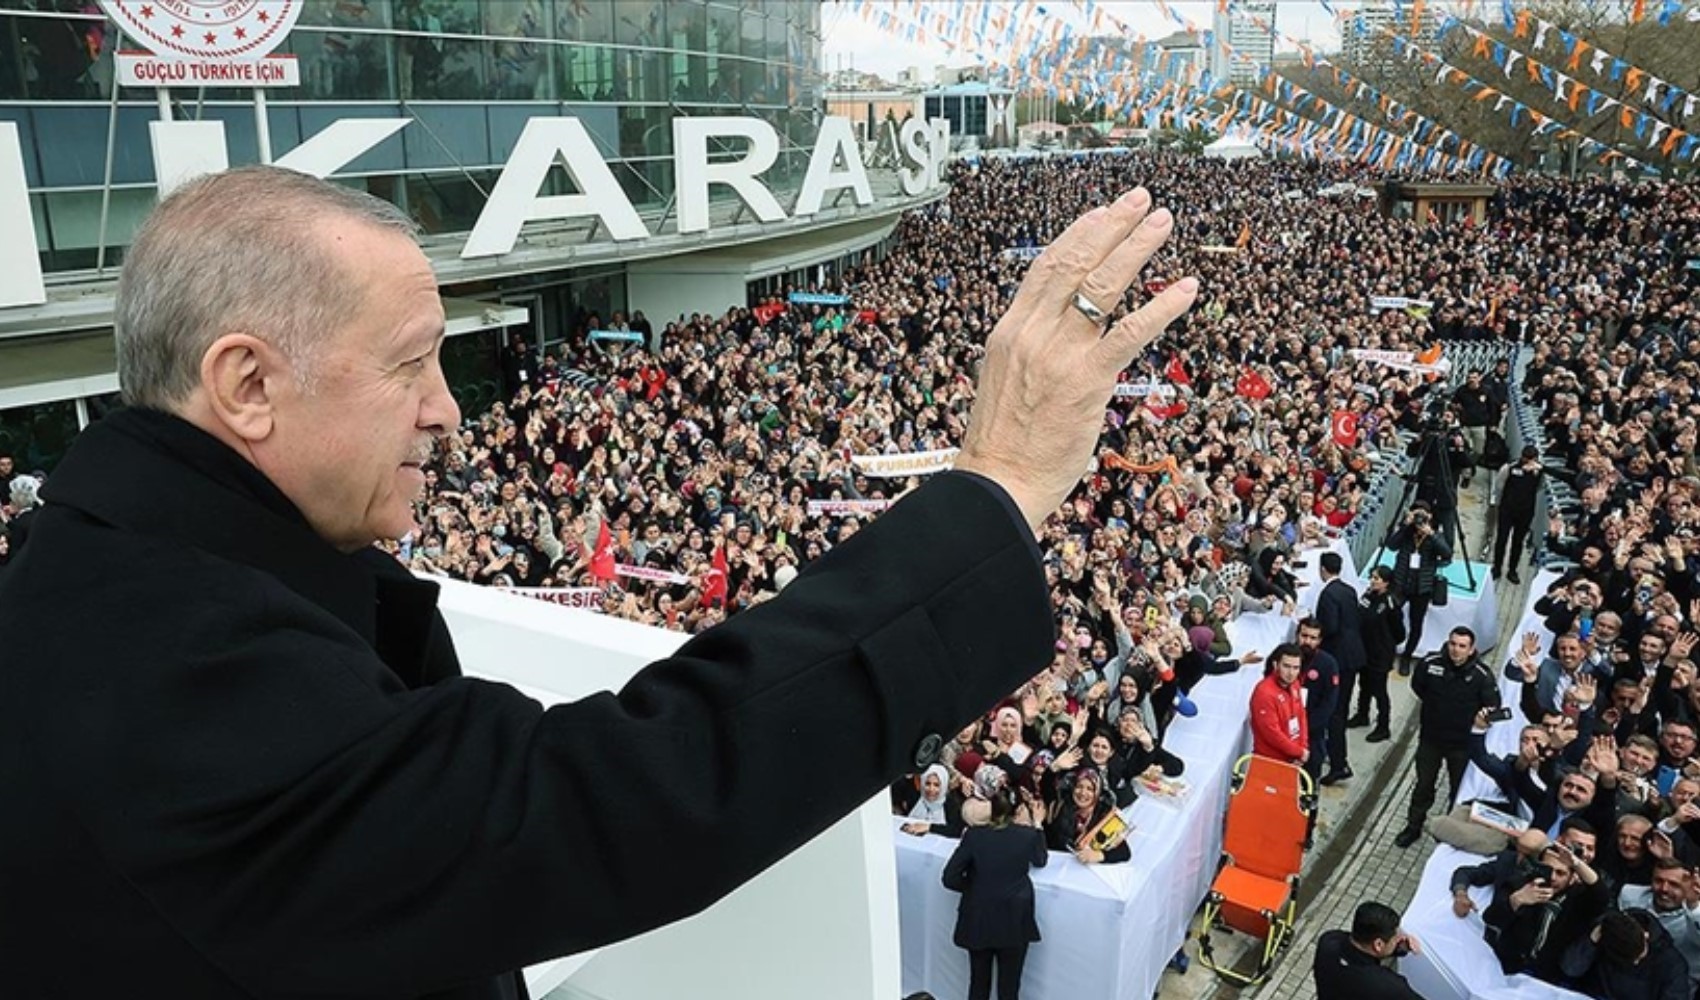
[1399, 844, 1588, 1000]
[894, 601, 1295, 1000]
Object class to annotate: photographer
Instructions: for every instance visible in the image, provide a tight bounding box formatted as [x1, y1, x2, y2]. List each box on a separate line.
[1405, 406, 1471, 547]
[1561, 908, 1690, 1000]
[1312, 901, 1424, 1000]
[1481, 842, 1611, 984]
[1385, 502, 1452, 669]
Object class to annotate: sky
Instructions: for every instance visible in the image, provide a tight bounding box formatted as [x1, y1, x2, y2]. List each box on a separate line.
[822, 2, 1358, 80]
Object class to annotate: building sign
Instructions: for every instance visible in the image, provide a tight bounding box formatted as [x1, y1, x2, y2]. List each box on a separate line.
[101, 0, 302, 88]
[0, 113, 950, 309]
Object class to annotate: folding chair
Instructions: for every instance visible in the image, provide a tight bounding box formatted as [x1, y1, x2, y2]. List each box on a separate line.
[1194, 754, 1316, 987]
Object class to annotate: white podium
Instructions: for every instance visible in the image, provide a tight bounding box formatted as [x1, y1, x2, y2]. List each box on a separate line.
[435, 578, 900, 1000]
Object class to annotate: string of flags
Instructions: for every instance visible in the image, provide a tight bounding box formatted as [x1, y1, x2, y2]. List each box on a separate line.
[1436, 15, 1699, 163]
[1246, 68, 1508, 175]
[1358, 19, 1674, 169]
[848, 0, 1699, 172]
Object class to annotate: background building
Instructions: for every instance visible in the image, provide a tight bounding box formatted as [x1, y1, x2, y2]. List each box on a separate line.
[1210, 0, 1275, 85]
[1152, 31, 1206, 86]
[922, 80, 1016, 149]
[0, 1, 942, 472]
[1344, 0, 1440, 73]
[824, 89, 925, 143]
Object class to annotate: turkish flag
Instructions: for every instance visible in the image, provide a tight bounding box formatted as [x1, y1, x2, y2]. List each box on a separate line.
[1146, 400, 1188, 422]
[1331, 410, 1360, 448]
[702, 544, 729, 608]
[590, 520, 617, 583]
[753, 302, 786, 325]
[1144, 278, 1169, 295]
[1235, 368, 1272, 400]
[1164, 355, 1191, 386]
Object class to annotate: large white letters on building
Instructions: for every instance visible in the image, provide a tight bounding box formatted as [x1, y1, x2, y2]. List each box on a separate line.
[0, 114, 950, 309]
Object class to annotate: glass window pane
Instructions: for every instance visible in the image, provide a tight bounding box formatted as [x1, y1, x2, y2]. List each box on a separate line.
[707, 1, 740, 101]
[9, 9, 105, 100]
[294, 0, 394, 101]
[615, 1, 665, 47]
[0, 400, 78, 475]
[555, 0, 614, 44]
[484, 0, 551, 100]
[395, 0, 483, 99]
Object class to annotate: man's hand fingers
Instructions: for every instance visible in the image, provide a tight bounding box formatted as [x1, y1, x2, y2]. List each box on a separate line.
[1092, 278, 1200, 372]
[1072, 208, 1176, 329]
[1017, 188, 1153, 320]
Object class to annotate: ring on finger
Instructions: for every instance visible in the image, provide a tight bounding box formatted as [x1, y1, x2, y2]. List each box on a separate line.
[1071, 291, 1110, 325]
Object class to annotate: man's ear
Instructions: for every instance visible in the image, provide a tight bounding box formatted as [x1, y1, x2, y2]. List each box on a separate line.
[200, 333, 285, 444]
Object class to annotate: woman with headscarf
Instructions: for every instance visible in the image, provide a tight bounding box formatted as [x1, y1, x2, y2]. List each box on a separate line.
[982, 705, 1033, 771]
[1044, 768, 1130, 865]
[1248, 546, 1299, 605]
[1183, 595, 1232, 657]
[900, 764, 963, 838]
[941, 782, 1047, 1000]
[1107, 707, 1185, 808]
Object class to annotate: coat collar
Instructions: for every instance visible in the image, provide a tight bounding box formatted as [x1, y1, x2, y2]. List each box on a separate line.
[42, 407, 438, 663]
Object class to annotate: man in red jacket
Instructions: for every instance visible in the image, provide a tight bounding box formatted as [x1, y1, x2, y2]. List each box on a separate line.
[1252, 643, 1309, 765]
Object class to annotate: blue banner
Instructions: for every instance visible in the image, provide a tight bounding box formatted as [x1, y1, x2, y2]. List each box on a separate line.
[787, 292, 852, 306]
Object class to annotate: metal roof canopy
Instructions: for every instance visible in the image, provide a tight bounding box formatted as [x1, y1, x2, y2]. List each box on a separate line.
[624, 215, 899, 282]
[0, 297, 528, 412]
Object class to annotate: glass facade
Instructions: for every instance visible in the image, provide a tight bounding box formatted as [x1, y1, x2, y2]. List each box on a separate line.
[0, 0, 825, 274]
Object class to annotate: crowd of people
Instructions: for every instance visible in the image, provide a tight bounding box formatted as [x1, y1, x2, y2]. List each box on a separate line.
[3, 147, 1699, 999]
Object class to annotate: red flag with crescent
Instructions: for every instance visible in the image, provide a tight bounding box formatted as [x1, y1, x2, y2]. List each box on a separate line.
[702, 544, 729, 608]
[1235, 368, 1272, 400]
[1331, 410, 1360, 447]
[590, 521, 617, 583]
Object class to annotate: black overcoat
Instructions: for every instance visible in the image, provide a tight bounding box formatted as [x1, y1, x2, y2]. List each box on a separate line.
[941, 824, 1047, 949]
[0, 408, 1052, 999]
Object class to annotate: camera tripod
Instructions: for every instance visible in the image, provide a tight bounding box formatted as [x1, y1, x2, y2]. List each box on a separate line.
[1368, 425, 1478, 591]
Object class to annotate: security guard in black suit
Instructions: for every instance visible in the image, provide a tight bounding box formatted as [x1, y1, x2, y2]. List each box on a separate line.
[1313, 902, 1424, 1000]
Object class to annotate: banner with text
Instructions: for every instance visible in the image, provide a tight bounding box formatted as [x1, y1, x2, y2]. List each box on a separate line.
[807, 499, 894, 516]
[118, 52, 299, 88]
[850, 448, 959, 478]
[615, 564, 691, 586]
[501, 587, 605, 611]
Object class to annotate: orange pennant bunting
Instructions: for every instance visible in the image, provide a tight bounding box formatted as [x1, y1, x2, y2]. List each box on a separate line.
[1568, 40, 1589, 73]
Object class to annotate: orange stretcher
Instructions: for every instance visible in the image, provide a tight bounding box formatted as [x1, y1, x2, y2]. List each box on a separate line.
[1193, 754, 1316, 987]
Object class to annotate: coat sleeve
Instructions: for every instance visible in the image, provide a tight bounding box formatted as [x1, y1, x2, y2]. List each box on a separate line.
[1316, 586, 1342, 640]
[942, 835, 975, 893]
[40, 472, 1054, 997]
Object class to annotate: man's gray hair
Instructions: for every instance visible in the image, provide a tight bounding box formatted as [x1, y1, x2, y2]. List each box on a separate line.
[114, 166, 418, 409]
